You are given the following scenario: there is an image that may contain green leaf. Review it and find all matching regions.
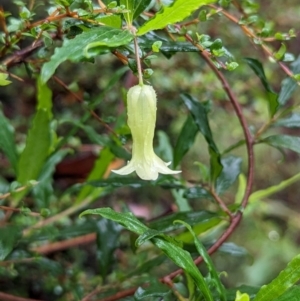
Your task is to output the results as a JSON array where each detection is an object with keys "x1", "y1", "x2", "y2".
[
  {"x1": 149, "y1": 210, "x2": 217, "y2": 232},
  {"x1": 33, "y1": 149, "x2": 70, "y2": 208},
  {"x1": 41, "y1": 27, "x2": 133, "y2": 82},
  {"x1": 275, "y1": 113, "x2": 300, "y2": 128},
  {"x1": 273, "y1": 286, "x2": 300, "y2": 301},
  {"x1": 14, "y1": 109, "x2": 51, "y2": 204},
  {"x1": 137, "y1": 0, "x2": 215, "y2": 36},
  {"x1": 17, "y1": 109, "x2": 51, "y2": 184},
  {"x1": 181, "y1": 93, "x2": 222, "y2": 183},
  {"x1": 244, "y1": 58, "x2": 278, "y2": 116},
  {"x1": 217, "y1": 242, "x2": 249, "y2": 257},
  {"x1": 80, "y1": 207, "x2": 148, "y2": 234},
  {"x1": 121, "y1": 0, "x2": 152, "y2": 25},
  {"x1": 173, "y1": 114, "x2": 198, "y2": 168},
  {"x1": 0, "y1": 72, "x2": 12, "y2": 86},
  {"x1": 37, "y1": 77, "x2": 53, "y2": 118},
  {"x1": 136, "y1": 229, "x2": 182, "y2": 248},
  {"x1": 95, "y1": 218, "x2": 122, "y2": 279},
  {"x1": 153, "y1": 237, "x2": 214, "y2": 301},
  {"x1": 253, "y1": 254, "x2": 300, "y2": 301},
  {"x1": 249, "y1": 171, "x2": 300, "y2": 203},
  {"x1": 183, "y1": 186, "x2": 212, "y2": 199},
  {"x1": 216, "y1": 156, "x2": 242, "y2": 195},
  {"x1": 134, "y1": 281, "x2": 171, "y2": 300},
  {"x1": 95, "y1": 15, "x2": 122, "y2": 28},
  {"x1": 278, "y1": 55, "x2": 300, "y2": 106},
  {"x1": 0, "y1": 226, "x2": 21, "y2": 261},
  {"x1": 175, "y1": 220, "x2": 227, "y2": 301},
  {"x1": 81, "y1": 207, "x2": 213, "y2": 301},
  {"x1": 0, "y1": 109, "x2": 18, "y2": 172},
  {"x1": 126, "y1": 255, "x2": 166, "y2": 277},
  {"x1": 262, "y1": 135, "x2": 300, "y2": 154},
  {"x1": 75, "y1": 148, "x2": 114, "y2": 204},
  {"x1": 132, "y1": 0, "x2": 152, "y2": 20}
]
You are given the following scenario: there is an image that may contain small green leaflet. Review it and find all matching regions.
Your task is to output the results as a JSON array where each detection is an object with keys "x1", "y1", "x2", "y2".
[
  {"x1": 253, "y1": 254, "x2": 300, "y2": 301},
  {"x1": 0, "y1": 73, "x2": 12, "y2": 86},
  {"x1": 41, "y1": 27, "x2": 134, "y2": 82},
  {"x1": 138, "y1": 0, "x2": 216, "y2": 36},
  {"x1": 173, "y1": 114, "x2": 198, "y2": 168}
]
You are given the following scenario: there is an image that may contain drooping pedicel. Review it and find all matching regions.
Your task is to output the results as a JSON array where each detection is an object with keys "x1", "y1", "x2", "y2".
[{"x1": 112, "y1": 84, "x2": 181, "y2": 180}]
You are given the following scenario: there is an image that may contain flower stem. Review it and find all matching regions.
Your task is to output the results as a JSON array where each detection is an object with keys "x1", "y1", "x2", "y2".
[{"x1": 134, "y1": 36, "x2": 143, "y2": 85}]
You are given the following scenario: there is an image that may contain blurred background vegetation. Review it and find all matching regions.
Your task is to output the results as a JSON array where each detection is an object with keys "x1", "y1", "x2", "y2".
[{"x1": 0, "y1": 0, "x2": 300, "y2": 300}]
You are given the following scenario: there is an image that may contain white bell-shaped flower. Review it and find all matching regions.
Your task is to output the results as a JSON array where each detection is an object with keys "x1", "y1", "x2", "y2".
[{"x1": 112, "y1": 84, "x2": 181, "y2": 180}]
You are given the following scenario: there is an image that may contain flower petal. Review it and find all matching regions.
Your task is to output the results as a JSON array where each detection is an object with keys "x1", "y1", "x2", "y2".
[
  {"x1": 112, "y1": 161, "x2": 135, "y2": 175},
  {"x1": 153, "y1": 155, "x2": 181, "y2": 175}
]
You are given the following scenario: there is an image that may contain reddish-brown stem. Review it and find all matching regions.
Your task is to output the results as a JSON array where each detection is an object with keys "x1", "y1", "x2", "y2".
[
  {"x1": 209, "y1": 189, "x2": 234, "y2": 220},
  {"x1": 0, "y1": 292, "x2": 44, "y2": 301},
  {"x1": 32, "y1": 233, "x2": 96, "y2": 255},
  {"x1": 96, "y1": 288, "x2": 136, "y2": 301},
  {"x1": 0, "y1": 206, "x2": 40, "y2": 217},
  {"x1": 198, "y1": 50, "x2": 255, "y2": 209}
]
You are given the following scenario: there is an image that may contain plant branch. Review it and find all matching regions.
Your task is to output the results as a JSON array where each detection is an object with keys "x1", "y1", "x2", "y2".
[{"x1": 0, "y1": 292, "x2": 44, "y2": 301}]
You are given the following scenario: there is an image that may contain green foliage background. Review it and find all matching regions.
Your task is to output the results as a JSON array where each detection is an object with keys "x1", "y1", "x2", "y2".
[{"x1": 0, "y1": 0, "x2": 300, "y2": 300}]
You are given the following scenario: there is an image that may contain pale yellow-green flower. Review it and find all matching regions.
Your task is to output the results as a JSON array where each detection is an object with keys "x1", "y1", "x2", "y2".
[{"x1": 112, "y1": 84, "x2": 181, "y2": 180}]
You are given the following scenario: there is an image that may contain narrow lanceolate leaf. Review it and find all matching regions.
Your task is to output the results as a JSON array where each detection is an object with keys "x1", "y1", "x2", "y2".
[
  {"x1": 249, "y1": 171, "x2": 300, "y2": 203},
  {"x1": 181, "y1": 93, "x2": 222, "y2": 183},
  {"x1": 278, "y1": 55, "x2": 300, "y2": 106},
  {"x1": 80, "y1": 207, "x2": 148, "y2": 234},
  {"x1": 262, "y1": 135, "x2": 300, "y2": 154},
  {"x1": 275, "y1": 113, "x2": 300, "y2": 128},
  {"x1": 175, "y1": 220, "x2": 227, "y2": 301},
  {"x1": 244, "y1": 58, "x2": 278, "y2": 117},
  {"x1": 81, "y1": 207, "x2": 213, "y2": 300},
  {"x1": 41, "y1": 27, "x2": 134, "y2": 82},
  {"x1": 14, "y1": 109, "x2": 51, "y2": 204},
  {"x1": 17, "y1": 109, "x2": 51, "y2": 183},
  {"x1": 137, "y1": 0, "x2": 216, "y2": 36},
  {"x1": 216, "y1": 156, "x2": 242, "y2": 195},
  {"x1": 0, "y1": 109, "x2": 18, "y2": 173},
  {"x1": 173, "y1": 114, "x2": 198, "y2": 168},
  {"x1": 253, "y1": 254, "x2": 300, "y2": 301},
  {"x1": 37, "y1": 76, "x2": 53, "y2": 118},
  {"x1": 75, "y1": 148, "x2": 114, "y2": 204},
  {"x1": 153, "y1": 237, "x2": 214, "y2": 301}
]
